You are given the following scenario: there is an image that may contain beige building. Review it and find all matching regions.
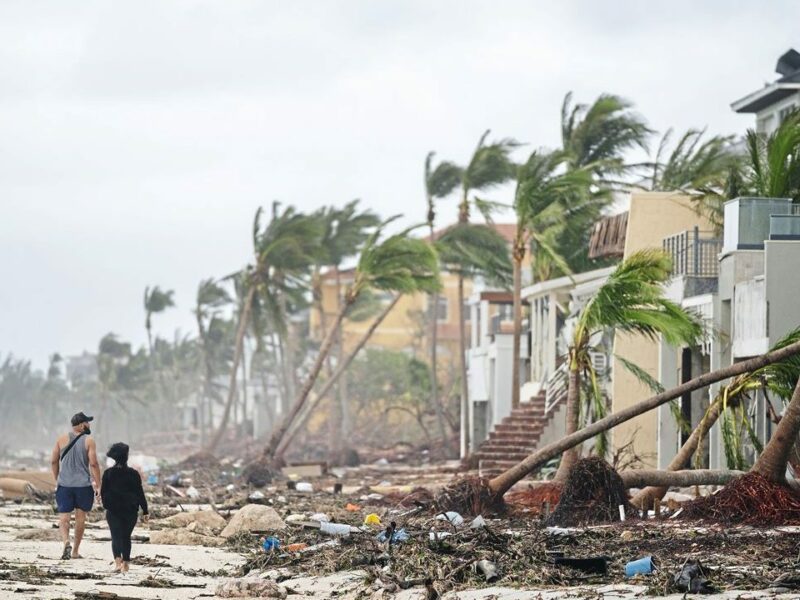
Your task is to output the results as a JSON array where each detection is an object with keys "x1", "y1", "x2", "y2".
[{"x1": 610, "y1": 191, "x2": 714, "y2": 466}]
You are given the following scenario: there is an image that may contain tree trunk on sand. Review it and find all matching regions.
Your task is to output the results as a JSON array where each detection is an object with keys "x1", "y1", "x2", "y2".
[
  {"x1": 554, "y1": 362, "x2": 581, "y2": 481},
  {"x1": 206, "y1": 285, "x2": 255, "y2": 453},
  {"x1": 631, "y1": 395, "x2": 724, "y2": 509},
  {"x1": 486, "y1": 339, "x2": 800, "y2": 499},
  {"x1": 621, "y1": 468, "x2": 743, "y2": 490},
  {"x1": 511, "y1": 250, "x2": 523, "y2": 411},
  {"x1": 275, "y1": 295, "x2": 401, "y2": 460},
  {"x1": 263, "y1": 300, "x2": 350, "y2": 462},
  {"x1": 752, "y1": 377, "x2": 800, "y2": 483},
  {"x1": 458, "y1": 273, "x2": 470, "y2": 457}
]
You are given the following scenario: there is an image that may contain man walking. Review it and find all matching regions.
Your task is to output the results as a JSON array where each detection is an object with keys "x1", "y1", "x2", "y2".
[{"x1": 50, "y1": 412, "x2": 101, "y2": 560}]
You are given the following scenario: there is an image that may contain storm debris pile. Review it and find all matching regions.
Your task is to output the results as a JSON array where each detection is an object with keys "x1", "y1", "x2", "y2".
[
  {"x1": 679, "y1": 471, "x2": 800, "y2": 525},
  {"x1": 546, "y1": 458, "x2": 636, "y2": 526}
]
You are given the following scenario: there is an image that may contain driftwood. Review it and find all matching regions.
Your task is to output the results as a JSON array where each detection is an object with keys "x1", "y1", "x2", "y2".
[{"x1": 620, "y1": 469, "x2": 744, "y2": 489}]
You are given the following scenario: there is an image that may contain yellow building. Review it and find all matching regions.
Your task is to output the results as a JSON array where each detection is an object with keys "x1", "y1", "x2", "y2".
[
  {"x1": 309, "y1": 223, "x2": 518, "y2": 372},
  {"x1": 610, "y1": 192, "x2": 714, "y2": 466}
]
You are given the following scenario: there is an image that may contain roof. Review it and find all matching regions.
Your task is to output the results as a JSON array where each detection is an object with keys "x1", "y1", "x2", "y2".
[
  {"x1": 588, "y1": 212, "x2": 628, "y2": 259},
  {"x1": 732, "y1": 48, "x2": 800, "y2": 113},
  {"x1": 520, "y1": 265, "x2": 615, "y2": 299}
]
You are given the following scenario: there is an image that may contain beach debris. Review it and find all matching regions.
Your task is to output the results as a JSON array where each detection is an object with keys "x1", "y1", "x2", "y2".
[
  {"x1": 475, "y1": 559, "x2": 499, "y2": 583},
  {"x1": 221, "y1": 504, "x2": 286, "y2": 538},
  {"x1": 435, "y1": 511, "x2": 464, "y2": 527},
  {"x1": 363, "y1": 513, "x2": 382, "y2": 527},
  {"x1": 309, "y1": 512, "x2": 330, "y2": 522},
  {"x1": 319, "y1": 521, "x2": 360, "y2": 536},
  {"x1": 285, "y1": 542, "x2": 308, "y2": 552},
  {"x1": 469, "y1": 515, "x2": 486, "y2": 529},
  {"x1": 553, "y1": 556, "x2": 608, "y2": 574},
  {"x1": 186, "y1": 485, "x2": 200, "y2": 499},
  {"x1": 345, "y1": 503, "x2": 361, "y2": 511},
  {"x1": 295, "y1": 482, "x2": 314, "y2": 492},
  {"x1": 285, "y1": 513, "x2": 306, "y2": 524},
  {"x1": 249, "y1": 490, "x2": 265, "y2": 500},
  {"x1": 262, "y1": 536, "x2": 280, "y2": 551},
  {"x1": 625, "y1": 556, "x2": 656, "y2": 577},
  {"x1": 216, "y1": 578, "x2": 287, "y2": 598},
  {"x1": 0, "y1": 478, "x2": 36, "y2": 499},
  {"x1": 377, "y1": 526, "x2": 409, "y2": 544},
  {"x1": 673, "y1": 559, "x2": 714, "y2": 594},
  {"x1": 149, "y1": 529, "x2": 223, "y2": 546}
]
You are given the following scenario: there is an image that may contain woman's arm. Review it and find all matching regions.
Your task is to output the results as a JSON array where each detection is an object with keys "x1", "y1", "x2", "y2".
[
  {"x1": 134, "y1": 471, "x2": 148, "y2": 515},
  {"x1": 100, "y1": 470, "x2": 110, "y2": 506}
]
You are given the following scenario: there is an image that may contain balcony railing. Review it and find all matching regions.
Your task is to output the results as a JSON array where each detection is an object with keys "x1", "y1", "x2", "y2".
[{"x1": 663, "y1": 226, "x2": 722, "y2": 278}]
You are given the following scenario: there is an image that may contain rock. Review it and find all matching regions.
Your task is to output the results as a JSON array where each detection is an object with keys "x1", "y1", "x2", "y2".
[
  {"x1": 620, "y1": 530, "x2": 635, "y2": 542},
  {"x1": 220, "y1": 503, "x2": 286, "y2": 538},
  {"x1": 149, "y1": 529, "x2": 223, "y2": 547},
  {"x1": 216, "y1": 578, "x2": 287, "y2": 598},
  {"x1": 159, "y1": 510, "x2": 227, "y2": 533}
]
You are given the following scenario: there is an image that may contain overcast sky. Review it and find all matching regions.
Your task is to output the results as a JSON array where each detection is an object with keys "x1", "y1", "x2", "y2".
[{"x1": 2, "y1": 0, "x2": 798, "y2": 371}]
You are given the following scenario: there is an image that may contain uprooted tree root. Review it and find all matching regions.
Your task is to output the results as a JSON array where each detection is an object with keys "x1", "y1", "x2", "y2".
[
  {"x1": 505, "y1": 482, "x2": 563, "y2": 516},
  {"x1": 178, "y1": 451, "x2": 220, "y2": 469},
  {"x1": 433, "y1": 476, "x2": 504, "y2": 516},
  {"x1": 546, "y1": 457, "x2": 636, "y2": 527},
  {"x1": 679, "y1": 471, "x2": 800, "y2": 526}
]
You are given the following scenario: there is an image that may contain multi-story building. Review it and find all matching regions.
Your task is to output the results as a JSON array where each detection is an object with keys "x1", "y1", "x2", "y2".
[{"x1": 732, "y1": 48, "x2": 800, "y2": 134}]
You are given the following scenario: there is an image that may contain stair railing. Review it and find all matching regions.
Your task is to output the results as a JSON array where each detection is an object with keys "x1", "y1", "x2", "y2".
[{"x1": 544, "y1": 361, "x2": 568, "y2": 415}]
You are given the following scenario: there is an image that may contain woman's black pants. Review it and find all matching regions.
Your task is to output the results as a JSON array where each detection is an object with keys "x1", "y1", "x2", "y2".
[{"x1": 106, "y1": 511, "x2": 137, "y2": 561}]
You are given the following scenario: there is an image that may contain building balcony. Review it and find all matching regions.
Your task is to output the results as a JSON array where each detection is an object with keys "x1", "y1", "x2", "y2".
[{"x1": 663, "y1": 227, "x2": 722, "y2": 298}]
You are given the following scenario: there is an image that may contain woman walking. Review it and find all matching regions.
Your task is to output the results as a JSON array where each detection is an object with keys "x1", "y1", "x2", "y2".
[{"x1": 100, "y1": 443, "x2": 148, "y2": 573}]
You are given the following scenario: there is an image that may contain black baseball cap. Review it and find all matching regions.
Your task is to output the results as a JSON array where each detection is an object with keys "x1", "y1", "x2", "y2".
[{"x1": 71, "y1": 412, "x2": 94, "y2": 427}]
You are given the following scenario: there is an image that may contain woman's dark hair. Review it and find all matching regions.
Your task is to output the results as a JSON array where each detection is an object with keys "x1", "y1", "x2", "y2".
[{"x1": 106, "y1": 442, "x2": 130, "y2": 466}]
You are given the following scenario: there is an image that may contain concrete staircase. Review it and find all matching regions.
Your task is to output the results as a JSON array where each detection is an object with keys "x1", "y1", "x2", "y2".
[{"x1": 473, "y1": 393, "x2": 550, "y2": 478}]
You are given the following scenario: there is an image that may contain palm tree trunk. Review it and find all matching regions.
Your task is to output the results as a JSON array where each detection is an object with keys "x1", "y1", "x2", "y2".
[
  {"x1": 458, "y1": 273, "x2": 470, "y2": 457},
  {"x1": 511, "y1": 251, "x2": 523, "y2": 410},
  {"x1": 427, "y1": 222, "x2": 449, "y2": 456},
  {"x1": 206, "y1": 285, "x2": 255, "y2": 453},
  {"x1": 486, "y1": 339, "x2": 800, "y2": 499},
  {"x1": 752, "y1": 376, "x2": 800, "y2": 483},
  {"x1": 621, "y1": 469, "x2": 743, "y2": 490},
  {"x1": 630, "y1": 394, "x2": 724, "y2": 508},
  {"x1": 554, "y1": 362, "x2": 581, "y2": 481},
  {"x1": 263, "y1": 298, "x2": 351, "y2": 462},
  {"x1": 275, "y1": 294, "x2": 402, "y2": 460},
  {"x1": 240, "y1": 344, "x2": 248, "y2": 425}
]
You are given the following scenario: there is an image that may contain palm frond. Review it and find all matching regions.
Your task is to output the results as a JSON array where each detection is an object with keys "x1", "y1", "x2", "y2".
[{"x1": 435, "y1": 223, "x2": 513, "y2": 288}]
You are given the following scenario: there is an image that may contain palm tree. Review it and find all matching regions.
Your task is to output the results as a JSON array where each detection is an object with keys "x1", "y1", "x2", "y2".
[
  {"x1": 553, "y1": 249, "x2": 702, "y2": 480},
  {"x1": 424, "y1": 151, "x2": 463, "y2": 452},
  {"x1": 645, "y1": 128, "x2": 736, "y2": 193},
  {"x1": 206, "y1": 204, "x2": 323, "y2": 453},
  {"x1": 510, "y1": 150, "x2": 595, "y2": 408},
  {"x1": 436, "y1": 222, "x2": 513, "y2": 454},
  {"x1": 692, "y1": 111, "x2": 800, "y2": 230},
  {"x1": 313, "y1": 201, "x2": 380, "y2": 457},
  {"x1": 751, "y1": 376, "x2": 800, "y2": 483},
  {"x1": 262, "y1": 220, "x2": 441, "y2": 463},
  {"x1": 630, "y1": 328, "x2": 800, "y2": 509},
  {"x1": 143, "y1": 286, "x2": 175, "y2": 355},
  {"x1": 446, "y1": 131, "x2": 518, "y2": 455},
  {"x1": 194, "y1": 279, "x2": 231, "y2": 441},
  {"x1": 560, "y1": 92, "x2": 652, "y2": 182}
]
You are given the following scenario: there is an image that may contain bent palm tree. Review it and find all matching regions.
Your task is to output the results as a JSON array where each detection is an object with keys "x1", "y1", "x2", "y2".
[
  {"x1": 194, "y1": 279, "x2": 231, "y2": 440},
  {"x1": 424, "y1": 152, "x2": 463, "y2": 452},
  {"x1": 206, "y1": 205, "x2": 323, "y2": 453},
  {"x1": 144, "y1": 286, "x2": 175, "y2": 355},
  {"x1": 262, "y1": 221, "x2": 441, "y2": 462},
  {"x1": 446, "y1": 131, "x2": 518, "y2": 455},
  {"x1": 510, "y1": 150, "x2": 594, "y2": 408},
  {"x1": 554, "y1": 249, "x2": 702, "y2": 480},
  {"x1": 646, "y1": 128, "x2": 736, "y2": 193}
]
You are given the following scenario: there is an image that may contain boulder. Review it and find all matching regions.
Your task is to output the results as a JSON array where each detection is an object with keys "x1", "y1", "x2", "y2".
[
  {"x1": 16, "y1": 528, "x2": 61, "y2": 541},
  {"x1": 149, "y1": 529, "x2": 223, "y2": 547},
  {"x1": 160, "y1": 510, "x2": 227, "y2": 533},
  {"x1": 220, "y1": 503, "x2": 285, "y2": 538}
]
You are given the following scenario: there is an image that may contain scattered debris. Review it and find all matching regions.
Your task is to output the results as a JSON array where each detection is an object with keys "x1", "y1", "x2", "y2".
[
  {"x1": 673, "y1": 559, "x2": 714, "y2": 594},
  {"x1": 216, "y1": 578, "x2": 288, "y2": 598}
]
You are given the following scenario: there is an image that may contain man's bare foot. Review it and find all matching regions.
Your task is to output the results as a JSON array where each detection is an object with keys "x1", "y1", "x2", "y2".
[{"x1": 60, "y1": 544, "x2": 71, "y2": 560}]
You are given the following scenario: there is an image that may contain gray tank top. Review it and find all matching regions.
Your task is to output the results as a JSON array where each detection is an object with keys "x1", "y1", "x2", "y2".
[{"x1": 58, "y1": 433, "x2": 91, "y2": 488}]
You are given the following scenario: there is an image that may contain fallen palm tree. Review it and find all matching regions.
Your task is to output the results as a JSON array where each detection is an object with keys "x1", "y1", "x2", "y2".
[
  {"x1": 631, "y1": 328, "x2": 800, "y2": 510},
  {"x1": 435, "y1": 337, "x2": 800, "y2": 515}
]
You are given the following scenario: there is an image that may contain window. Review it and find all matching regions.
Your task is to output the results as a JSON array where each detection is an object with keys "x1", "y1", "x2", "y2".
[{"x1": 436, "y1": 297, "x2": 448, "y2": 322}]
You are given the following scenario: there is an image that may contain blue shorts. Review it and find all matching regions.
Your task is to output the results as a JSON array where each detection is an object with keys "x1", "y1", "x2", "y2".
[{"x1": 56, "y1": 485, "x2": 94, "y2": 513}]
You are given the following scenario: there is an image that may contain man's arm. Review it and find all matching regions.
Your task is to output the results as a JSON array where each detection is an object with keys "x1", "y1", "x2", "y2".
[
  {"x1": 50, "y1": 441, "x2": 61, "y2": 482},
  {"x1": 86, "y1": 438, "x2": 102, "y2": 492}
]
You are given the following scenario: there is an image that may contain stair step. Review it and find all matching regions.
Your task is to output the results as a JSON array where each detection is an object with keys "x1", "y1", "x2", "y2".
[{"x1": 483, "y1": 440, "x2": 540, "y2": 450}]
